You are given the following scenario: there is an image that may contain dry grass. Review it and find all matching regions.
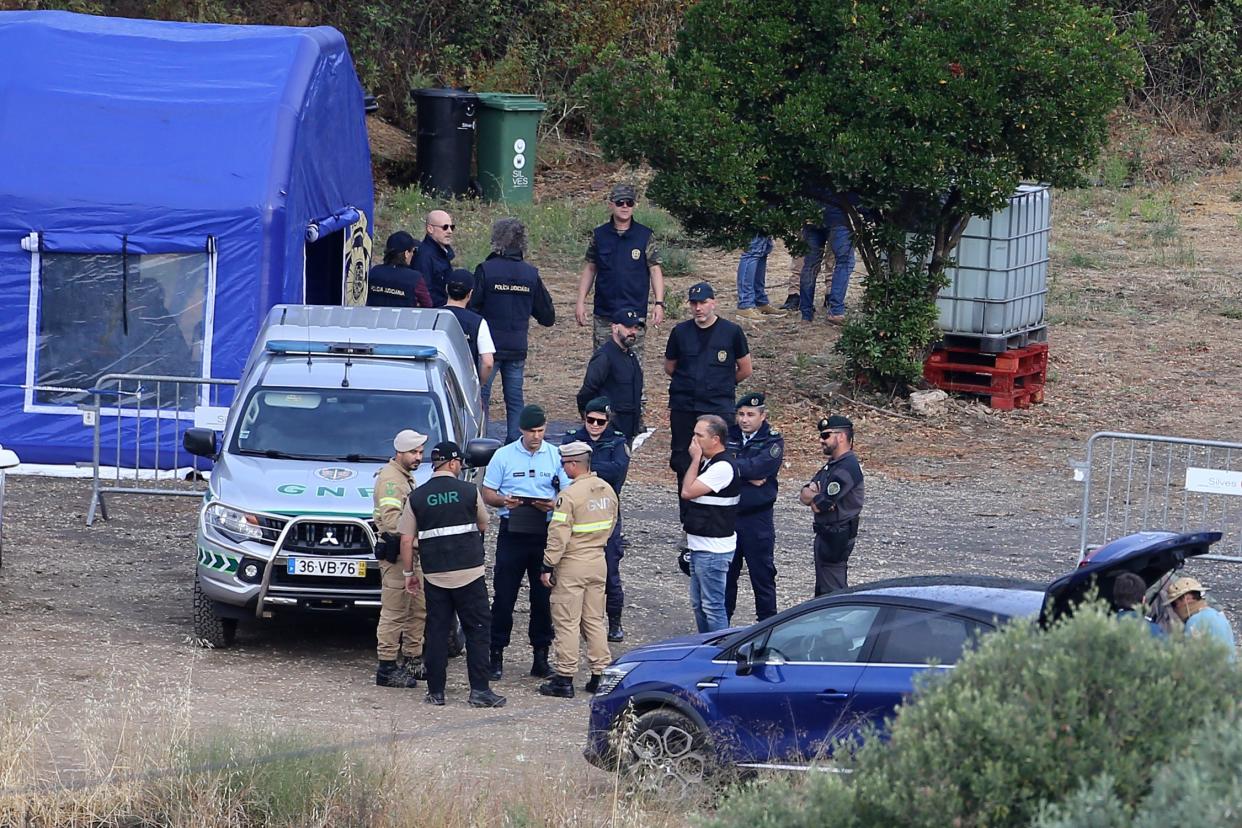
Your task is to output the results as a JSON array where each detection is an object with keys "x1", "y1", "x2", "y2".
[{"x1": 0, "y1": 688, "x2": 697, "y2": 828}]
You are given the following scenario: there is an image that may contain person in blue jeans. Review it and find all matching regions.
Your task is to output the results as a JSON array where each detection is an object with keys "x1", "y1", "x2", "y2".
[
  {"x1": 680, "y1": 415, "x2": 742, "y2": 633},
  {"x1": 799, "y1": 196, "x2": 858, "y2": 324},
  {"x1": 471, "y1": 218, "x2": 555, "y2": 442},
  {"x1": 735, "y1": 235, "x2": 785, "y2": 321}
]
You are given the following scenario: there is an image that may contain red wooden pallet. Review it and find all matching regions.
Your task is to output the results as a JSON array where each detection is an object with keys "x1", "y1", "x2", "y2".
[{"x1": 923, "y1": 342, "x2": 1048, "y2": 409}]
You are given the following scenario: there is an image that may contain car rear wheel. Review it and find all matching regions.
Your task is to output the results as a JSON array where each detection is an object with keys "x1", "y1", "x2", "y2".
[
  {"x1": 619, "y1": 709, "x2": 712, "y2": 802},
  {"x1": 193, "y1": 576, "x2": 237, "y2": 649}
]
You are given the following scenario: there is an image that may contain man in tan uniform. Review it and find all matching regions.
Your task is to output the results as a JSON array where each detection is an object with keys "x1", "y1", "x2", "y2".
[
  {"x1": 372, "y1": 428, "x2": 428, "y2": 687},
  {"x1": 538, "y1": 441, "x2": 619, "y2": 698}
]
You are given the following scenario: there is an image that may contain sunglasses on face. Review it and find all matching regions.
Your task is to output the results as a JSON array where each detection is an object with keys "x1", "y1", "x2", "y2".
[
  {"x1": 585, "y1": 416, "x2": 608, "y2": 426},
  {"x1": 611, "y1": 199, "x2": 635, "y2": 208},
  {"x1": 820, "y1": 431, "x2": 836, "y2": 440},
  {"x1": 430, "y1": 223, "x2": 455, "y2": 231}
]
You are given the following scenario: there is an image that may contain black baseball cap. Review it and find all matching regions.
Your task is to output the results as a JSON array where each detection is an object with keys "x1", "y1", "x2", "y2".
[
  {"x1": 688, "y1": 282, "x2": 715, "y2": 301},
  {"x1": 818, "y1": 415, "x2": 853, "y2": 432},
  {"x1": 612, "y1": 309, "x2": 643, "y2": 327},
  {"x1": 384, "y1": 231, "x2": 417, "y2": 254},
  {"x1": 430, "y1": 441, "x2": 463, "y2": 463}
]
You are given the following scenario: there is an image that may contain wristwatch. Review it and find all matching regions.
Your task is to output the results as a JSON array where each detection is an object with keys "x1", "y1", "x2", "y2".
[
  {"x1": 654, "y1": 300, "x2": 665, "y2": 306},
  {"x1": 402, "y1": 570, "x2": 416, "y2": 578}
]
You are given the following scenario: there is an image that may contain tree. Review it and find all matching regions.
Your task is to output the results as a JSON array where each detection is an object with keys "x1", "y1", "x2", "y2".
[{"x1": 584, "y1": 0, "x2": 1142, "y2": 388}]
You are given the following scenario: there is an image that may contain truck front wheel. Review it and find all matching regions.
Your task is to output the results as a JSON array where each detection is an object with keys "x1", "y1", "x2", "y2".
[{"x1": 193, "y1": 576, "x2": 237, "y2": 648}]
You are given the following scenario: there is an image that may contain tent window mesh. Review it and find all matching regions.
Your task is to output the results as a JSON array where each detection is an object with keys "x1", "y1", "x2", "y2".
[{"x1": 35, "y1": 252, "x2": 207, "y2": 406}]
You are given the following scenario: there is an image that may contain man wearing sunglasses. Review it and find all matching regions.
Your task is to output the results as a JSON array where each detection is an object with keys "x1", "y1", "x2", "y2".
[
  {"x1": 575, "y1": 309, "x2": 644, "y2": 441},
  {"x1": 799, "y1": 415, "x2": 865, "y2": 595},
  {"x1": 562, "y1": 397, "x2": 631, "y2": 642},
  {"x1": 413, "y1": 209, "x2": 457, "y2": 306},
  {"x1": 724, "y1": 392, "x2": 783, "y2": 624},
  {"x1": 575, "y1": 183, "x2": 666, "y2": 361}
]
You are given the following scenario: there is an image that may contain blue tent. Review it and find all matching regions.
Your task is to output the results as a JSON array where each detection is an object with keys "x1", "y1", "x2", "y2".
[{"x1": 0, "y1": 11, "x2": 374, "y2": 465}]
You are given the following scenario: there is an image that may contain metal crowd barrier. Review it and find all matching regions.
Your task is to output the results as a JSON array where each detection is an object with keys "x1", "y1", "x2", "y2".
[
  {"x1": 84, "y1": 373, "x2": 238, "y2": 526},
  {"x1": 1075, "y1": 431, "x2": 1242, "y2": 564}
]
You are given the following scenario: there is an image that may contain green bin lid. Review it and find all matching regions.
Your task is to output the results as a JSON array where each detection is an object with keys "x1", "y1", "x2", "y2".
[{"x1": 476, "y1": 92, "x2": 547, "y2": 111}]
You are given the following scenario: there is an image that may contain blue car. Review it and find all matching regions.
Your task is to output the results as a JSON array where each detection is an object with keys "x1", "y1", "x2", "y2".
[{"x1": 584, "y1": 531, "x2": 1220, "y2": 793}]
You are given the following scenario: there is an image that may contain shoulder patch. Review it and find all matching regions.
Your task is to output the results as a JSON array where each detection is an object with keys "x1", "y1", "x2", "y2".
[
  {"x1": 769, "y1": 429, "x2": 780, "y2": 435},
  {"x1": 384, "y1": 482, "x2": 398, "y2": 496},
  {"x1": 826, "y1": 481, "x2": 841, "y2": 495},
  {"x1": 769, "y1": 443, "x2": 782, "y2": 458}
]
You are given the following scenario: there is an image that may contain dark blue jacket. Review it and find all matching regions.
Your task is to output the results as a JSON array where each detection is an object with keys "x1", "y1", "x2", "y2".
[
  {"x1": 443, "y1": 304, "x2": 484, "y2": 368},
  {"x1": 809, "y1": 450, "x2": 865, "y2": 533},
  {"x1": 469, "y1": 252, "x2": 554, "y2": 361},
  {"x1": 412, "y1": 237, "x2": 455, "y2": 306},
  {"x1": 562, "y1": 426, "x2": 630, "y2": 494},
  {"x1": 591, "y1": 220, "x2": 653, "y2": 320},
  {"x1": 726, "y1": 421, "x2": 784, "y2": 514},
  {"x1": 577, "y1": 338, "x2": 642, "y2": 419},
  {"x1": 365, "y1": 264, "x2": 431, "y2": 308},
  {"x1": 666, "y1": 317, "x2": 746, "y2": 414}
]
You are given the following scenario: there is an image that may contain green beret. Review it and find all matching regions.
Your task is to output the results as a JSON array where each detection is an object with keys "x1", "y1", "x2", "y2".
[
  {"x1": 736, "y1": 392, "x2": 765, "y2": 409},
  {"x1": 584, "y1": 396, "x2": 611, "y2": 415},
  {"x1": 518, "y1": 404, "x2": 546, "y2": 430}
]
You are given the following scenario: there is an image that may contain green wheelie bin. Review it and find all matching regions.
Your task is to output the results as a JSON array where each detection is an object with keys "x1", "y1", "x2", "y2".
[{"x1": 475, "y1": 93, "x2": 547, "y2": 203}]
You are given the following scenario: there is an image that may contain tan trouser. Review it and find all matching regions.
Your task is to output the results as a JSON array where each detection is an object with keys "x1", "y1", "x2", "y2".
[
  {"x1": 377, "y1": 559, "x2": 426, "y2": 660},
  {"x1": 592, "y1": 314, "x2": 647, "y2": 362},
  {"x1": 549, "y1": 559, "x2": 611, "y2": 677},
  {"x1": 789, "y1": 254, "x2": 821, "y2": 294}
]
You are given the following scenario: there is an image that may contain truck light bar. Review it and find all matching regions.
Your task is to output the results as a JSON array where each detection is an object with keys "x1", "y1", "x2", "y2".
[{"x1": 265, "y1": 340, "x2": 438, "y2": 359}]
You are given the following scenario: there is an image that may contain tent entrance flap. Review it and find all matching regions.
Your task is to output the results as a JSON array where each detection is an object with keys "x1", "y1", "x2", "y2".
[{"x1": 24, "y1": 232, "x2": 215, "y2": 412}]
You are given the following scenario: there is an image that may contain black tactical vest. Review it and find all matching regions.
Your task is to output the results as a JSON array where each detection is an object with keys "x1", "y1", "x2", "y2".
[{"x1": 409, "y1": 476, "x2": 484, "y2": 574}]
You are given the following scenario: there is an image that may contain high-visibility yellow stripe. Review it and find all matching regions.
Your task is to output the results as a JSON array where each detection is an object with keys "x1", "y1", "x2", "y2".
[
  {"x1": 550, "y1": 511, "x2": 568, "y2": 522},
  {"x1": 572, "y1": 519, "x2": 614, "y2": 533},
  {"x1": 378, "y1": 497, "x2": 404, "y2": 508}
]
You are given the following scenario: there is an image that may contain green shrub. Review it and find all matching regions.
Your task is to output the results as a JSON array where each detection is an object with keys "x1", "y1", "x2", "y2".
[
  {"x1": 1037, "y1": 712, "x2": 1242, "y2": 828},
  {"x1": 713, "y1": 605, "x2": 1242, "y2": 828}
]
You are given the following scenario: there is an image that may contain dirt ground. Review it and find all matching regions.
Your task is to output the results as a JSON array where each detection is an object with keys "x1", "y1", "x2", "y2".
[{"x1": 2, "y1": 153, "x2": 1241, "y2": 810}]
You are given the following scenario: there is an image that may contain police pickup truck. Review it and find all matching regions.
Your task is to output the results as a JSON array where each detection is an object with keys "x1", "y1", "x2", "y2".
[{"x1": 182, "y1": 305, "x2": 498, "y2": 648}]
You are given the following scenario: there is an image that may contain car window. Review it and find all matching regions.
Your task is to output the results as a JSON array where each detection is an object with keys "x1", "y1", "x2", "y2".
[
  {"x1": 872, "y1": 608, "x2": 988, "y2": 666},
  {"x1": 761, "y1": 604, "x2": 880, "y2": 664}
]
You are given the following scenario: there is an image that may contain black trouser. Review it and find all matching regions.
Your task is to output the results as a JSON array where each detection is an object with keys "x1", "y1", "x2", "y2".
[
  {"x1": 424, "y1": 576, "x2": 492, "y2": 694},
  {"x1": 725, "y1": 509, "x2": 778, "y2": 622},
  {"x1": 813, "y1": 531, "x2": 854, "y2": 596},
  {"x1": 605, "y1": 517, "x2": 625, "y2": 620},
  {"x1": 612, "y1": 411, "x2": 639, "y2": 442},
  {"x1": 669, "y1": 408, "x2": 731, "y2": 521},
  {"x1": 490, "y1": 520, "x2": 553, "y2": 650}
]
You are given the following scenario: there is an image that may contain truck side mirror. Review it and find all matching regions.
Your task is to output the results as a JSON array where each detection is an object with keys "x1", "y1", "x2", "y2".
[
  {"x1": 183, "y1": 428, "x2": 218, "y2": 458},
  {"x1": 464, "y1": 438, "x2": 501, "y2": 468}
]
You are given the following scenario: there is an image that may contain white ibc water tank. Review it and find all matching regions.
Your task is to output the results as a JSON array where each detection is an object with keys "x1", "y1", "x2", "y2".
[{"x1": 936, "y1": 184, "x2": 1051, "y2": 341}]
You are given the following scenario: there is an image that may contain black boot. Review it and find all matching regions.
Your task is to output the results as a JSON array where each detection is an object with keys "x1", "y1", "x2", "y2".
[
  {"x1": 538, "y1": 674, "x2": 575, "y2": 698},
  {"x1": 780, "y1": 293, "x2": 799, "y2": 310},
  {"x1": 607, "y1": 616, "x2": 625, "y2": 643},
  {"x1": 530, "y1": 646, "x2": 555, "y2": 679},
  {"x1": 399, "y1": 654, "x2": 427, "y2": 681},
  {"x1": 468, "y1": 688, "x2": 507, "y2": 708},
  {"x1": 488, "y1": 647, "x2": 504, "y2": 682},
  {"x1": 376, "y1": 659, "x2": 418, "y2": 688},
  {"x1": 583, "y1": 673, "x2": 602, "y2": 694}
]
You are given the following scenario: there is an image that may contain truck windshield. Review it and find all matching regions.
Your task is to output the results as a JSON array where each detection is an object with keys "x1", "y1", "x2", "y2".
[{"x1": 229, "y1": 387, "x2": 446, "y2": 461}]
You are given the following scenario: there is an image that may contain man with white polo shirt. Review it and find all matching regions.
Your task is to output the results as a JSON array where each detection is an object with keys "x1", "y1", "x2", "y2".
[{"x1": 679, "y1": 414, "x2": 741, "y2": 633}]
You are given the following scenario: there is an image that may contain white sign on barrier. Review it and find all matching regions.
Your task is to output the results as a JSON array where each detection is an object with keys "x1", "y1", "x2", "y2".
[
  {"x1": 1185, "y1": 467, "x2": 1242, "y2": 496},
  {"x1": 193, "y1": 405, "x2": 230, "y2": 431}
]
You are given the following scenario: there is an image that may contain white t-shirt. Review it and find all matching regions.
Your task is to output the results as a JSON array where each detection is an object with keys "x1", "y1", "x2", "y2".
[
  {"x1": 476, "y1": 318, "x2": 496, "y2": 356},
  {"x1": 686, "y1": 459, "x2": 737, "y2": 554}
]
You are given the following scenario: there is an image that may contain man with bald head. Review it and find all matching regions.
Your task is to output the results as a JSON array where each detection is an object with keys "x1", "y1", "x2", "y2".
[{"x1": 413, "y1": 208, "x2": 457, "y2": 306}]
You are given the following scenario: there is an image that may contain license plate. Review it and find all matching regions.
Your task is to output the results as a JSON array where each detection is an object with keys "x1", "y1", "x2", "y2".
[{"x1": 285, "y1": 557, "x2": 366, "y2": 577}]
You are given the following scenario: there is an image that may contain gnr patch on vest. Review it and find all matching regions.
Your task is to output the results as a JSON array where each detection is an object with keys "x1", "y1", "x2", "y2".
[
  {"x1": 717, "y1": 350, "x2": 727, "y2": 363},
  {"x1": 630, "y1": 248, "x2": 640, "y2": 260}
]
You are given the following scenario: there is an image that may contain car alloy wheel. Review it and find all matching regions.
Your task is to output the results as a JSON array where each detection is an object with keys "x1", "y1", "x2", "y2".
[{"x1": 621, "y1": 709, "x2": 710, "y2": 802}]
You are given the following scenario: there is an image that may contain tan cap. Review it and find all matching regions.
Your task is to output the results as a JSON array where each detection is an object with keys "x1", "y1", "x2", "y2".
[
  {"x1": 393, "y1": 429, "x2": 428, "y2": 452},
  {"x1": 559, "y1": 441, "x2": 593, "y2": 458},
  {"x1": 1165, "y1": 576, "x2": 1206, "y2": 603}
]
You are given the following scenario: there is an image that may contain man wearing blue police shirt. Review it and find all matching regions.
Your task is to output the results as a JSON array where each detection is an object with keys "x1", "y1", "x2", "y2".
[
  {"x1": 562, "y1": 397, "x2": 631, "y2": 642},
  {"x1": 480, "y1": 404, "x2": 570, "y2": 681},
  {"x1": 725, "y1": 392, "x2": 783, "y2": 624}
]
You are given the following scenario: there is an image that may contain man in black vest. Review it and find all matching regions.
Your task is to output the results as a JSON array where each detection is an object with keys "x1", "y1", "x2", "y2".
[
  {"x1": 576, "y1": 309, "x2": 644, "y2": 441},
  {"x1": 680, "y1": 415, "x2": 742, "y2": 633},
  {"x1": 575, "y1": 183, "x2": 666, "y2": 360},
  {"x1": 799, "y1": 415, "x2": 865, "y2": 595},
  {"x1": 399, "y1": 441, "x2": 506, "y2": 708},
  {"x1": 471, "y1": 218, "x2": 555, "y2": 442},
  {"x1": 664, "y1": 282, "x2": 752, "y2": 514},
  {"x1": 366, "y1": 231, "x2": 433, "y2": 308},
  {"x1": 443, "y1": 269, "x2": 495, "y2": 386},
  {"x1": 413, "y1": 209, "x2": 456, "y2": 306}
]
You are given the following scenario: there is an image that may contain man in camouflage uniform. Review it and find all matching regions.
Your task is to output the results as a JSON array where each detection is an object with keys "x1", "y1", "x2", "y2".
[
  {"x1": 538, "y1": 442, "x2": 619, "y2": 698},
  {"x1": 372, "y1": 429, "x2": 429, "y2": 687}
]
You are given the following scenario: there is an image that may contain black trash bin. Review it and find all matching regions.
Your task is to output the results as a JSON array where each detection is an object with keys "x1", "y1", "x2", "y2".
[{"x1": 413, "y1": 88, "x2": 478, "y2": 198}]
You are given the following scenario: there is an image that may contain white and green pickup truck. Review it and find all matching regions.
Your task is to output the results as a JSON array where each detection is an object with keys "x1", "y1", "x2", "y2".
[{"x1": 183, "y1": 304, "x2": 498, "y2": 647}]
